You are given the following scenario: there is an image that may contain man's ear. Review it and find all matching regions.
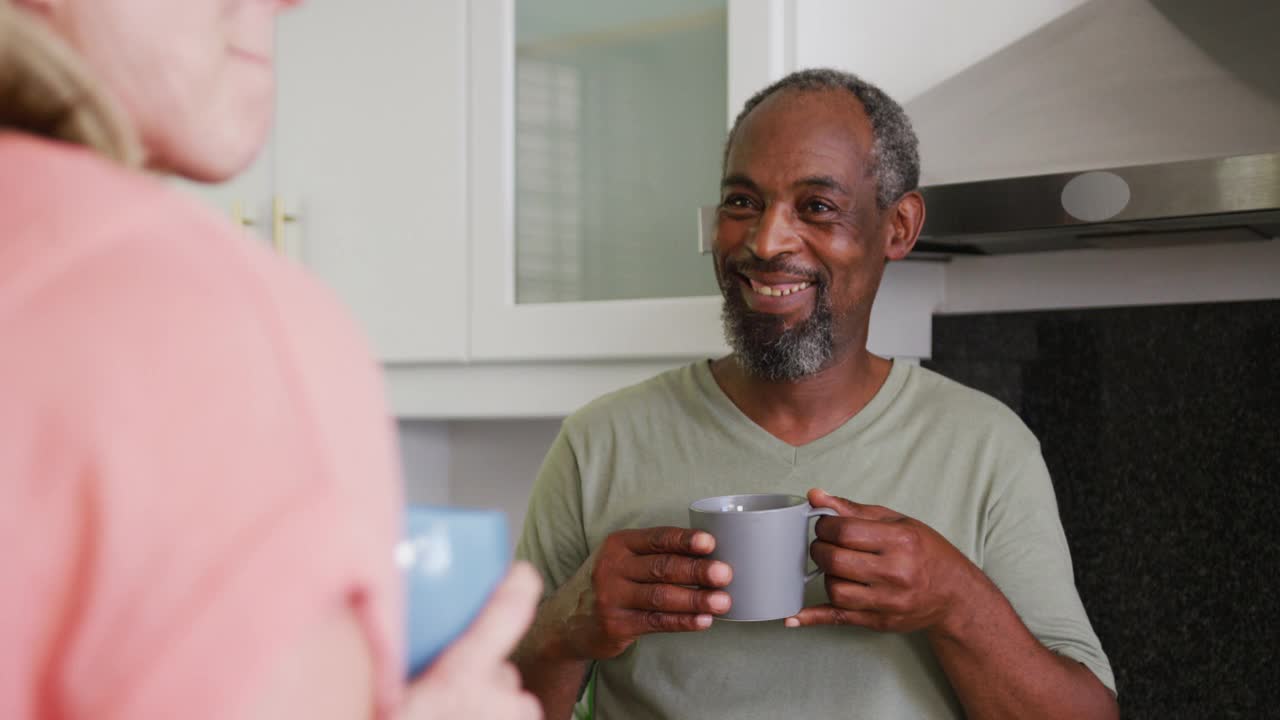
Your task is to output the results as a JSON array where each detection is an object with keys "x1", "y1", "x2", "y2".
[{"x1": 884, "y1": 190, "x2": 926, "y2": 261}]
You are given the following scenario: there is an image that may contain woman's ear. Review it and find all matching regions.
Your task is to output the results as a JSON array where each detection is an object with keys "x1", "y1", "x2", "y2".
[{"x1": 884, "y1": 190, "x2": 926, "y2": 261}]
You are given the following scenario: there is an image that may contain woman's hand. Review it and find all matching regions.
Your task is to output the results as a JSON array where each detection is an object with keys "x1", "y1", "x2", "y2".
[{"x1": 400, "y1": 563, "x2": 544, "y2": 720}]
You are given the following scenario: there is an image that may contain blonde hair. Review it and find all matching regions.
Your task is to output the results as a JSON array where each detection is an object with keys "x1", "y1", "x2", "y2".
[{"x1": 0, "y1": 2, "x2": 140, "y2": 165}]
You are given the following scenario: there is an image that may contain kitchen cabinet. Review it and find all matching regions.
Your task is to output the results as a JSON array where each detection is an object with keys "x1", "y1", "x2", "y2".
[
  {"x1": 182, "y1": 1, "x2": 470, "y2": 363},
  {"x1": 275, "y1": 0, "x2": 469, "y2": 363},
  {"x1": 468, "y1": 0, "x2": 780, "y2": 361}
]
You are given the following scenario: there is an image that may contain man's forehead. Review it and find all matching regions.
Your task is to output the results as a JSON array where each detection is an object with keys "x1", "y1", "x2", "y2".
[{"x1": 725, "y1": 89, "x2": 873, "y2": 186}]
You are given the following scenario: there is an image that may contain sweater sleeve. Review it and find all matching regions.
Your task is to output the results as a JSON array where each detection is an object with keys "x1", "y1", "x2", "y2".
[{"x1": 0, "y1": 209, "x2": 403, "y2": 719}]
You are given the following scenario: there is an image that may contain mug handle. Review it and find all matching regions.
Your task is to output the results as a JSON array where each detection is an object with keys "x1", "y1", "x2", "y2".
[{"x1": 804, "y1": 507, "x2": 840, "y2": 583}]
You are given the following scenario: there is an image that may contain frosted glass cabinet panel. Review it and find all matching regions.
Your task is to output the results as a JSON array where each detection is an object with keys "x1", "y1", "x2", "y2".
[
  {"x1": 469, "y1": 0, "x2": 796, "y2": 361},
  {"x1": 514, "y1": 1, "x2": 726, "y2": 303}
]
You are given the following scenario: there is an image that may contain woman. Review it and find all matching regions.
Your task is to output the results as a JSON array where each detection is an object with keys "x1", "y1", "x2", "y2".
[{"x1": 0, "y1": 1, "x2": 541, "y2": 719}]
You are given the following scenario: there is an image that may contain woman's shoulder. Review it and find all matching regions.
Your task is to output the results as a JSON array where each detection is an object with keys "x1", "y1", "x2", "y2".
[
  {"x1": 4, "y1": 134, "x2": 340, "y2": 312},
  {"x1": 1, "y1": 132, "x2": 184, "y2": 231},
  {"x1": 0, "y1": 133, "x2": 378, "y2": 414},
  {"x1": 1, "y1": 133, "x2": 247, "y2": 283}
]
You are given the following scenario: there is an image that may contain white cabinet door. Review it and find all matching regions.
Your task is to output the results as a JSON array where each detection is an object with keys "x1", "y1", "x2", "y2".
[
  {"x1": 275, "y1": 1, "x2": 469, "y2": 363},
  {"x1": 467, "y1": 0, "x2": 791, "y2": 361}
]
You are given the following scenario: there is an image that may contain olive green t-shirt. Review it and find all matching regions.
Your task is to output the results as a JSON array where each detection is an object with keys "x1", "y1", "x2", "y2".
[{"x1": 517, "y1": 360, "x2": 1115, "y2": 719}]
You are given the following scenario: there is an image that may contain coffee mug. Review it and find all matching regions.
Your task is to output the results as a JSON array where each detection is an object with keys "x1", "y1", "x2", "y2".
[
  {"x1": 689, "y1": 493, "x2": 838, "y2": 621},
  {"x1": 398, "y1": 505, "x2": 509, "y2": 678}
]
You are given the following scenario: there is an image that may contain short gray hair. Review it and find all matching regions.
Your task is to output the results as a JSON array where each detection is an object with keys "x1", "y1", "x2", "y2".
[{"x1": 724, "y1": 68, "x2": 920, "y2": 208}]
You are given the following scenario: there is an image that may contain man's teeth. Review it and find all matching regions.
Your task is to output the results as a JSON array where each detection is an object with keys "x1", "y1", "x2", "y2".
[{"x1": 751, "y1": 281, "x2": 811, "y2": 297}]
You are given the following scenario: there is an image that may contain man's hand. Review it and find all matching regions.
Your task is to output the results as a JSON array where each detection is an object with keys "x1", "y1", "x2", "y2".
[
  {"x1": 401, "y1": 563, "x2": 544, "y2": 720},
  {"x1": 787, "y1": 489, "x2": 1117, "y2": 719},
  {"x1": 548, "y1": 527, "x2": 734, "y2": 661},
  {"x1": 785, "y1": 488, "x2": 986, "y2": 637}
]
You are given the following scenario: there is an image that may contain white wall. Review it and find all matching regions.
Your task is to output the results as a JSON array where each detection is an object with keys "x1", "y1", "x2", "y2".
[
  {"x1": 398, "y1": 421, "x2": 451, "y2": 506},
  {"x1": 446, "y1": 420, "x2": 562, "y2": 543},
  {"x1": 398, "y1": 420, "x2": 563, "y2": 547}
]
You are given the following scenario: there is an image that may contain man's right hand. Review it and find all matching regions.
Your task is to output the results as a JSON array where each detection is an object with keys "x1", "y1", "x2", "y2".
[{"x1": 549, "y1": 527, "x2": 734, "y2": 661}]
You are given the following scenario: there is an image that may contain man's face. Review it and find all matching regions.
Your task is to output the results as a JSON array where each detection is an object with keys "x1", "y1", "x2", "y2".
[{"x1": 714, "y1": 89, "x2": 893, "y2": 381}]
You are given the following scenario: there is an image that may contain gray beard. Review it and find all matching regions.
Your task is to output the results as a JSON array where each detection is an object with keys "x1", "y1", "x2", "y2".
[{"x1": 720, "y1": 285, "x2": 836, "y2": 382}]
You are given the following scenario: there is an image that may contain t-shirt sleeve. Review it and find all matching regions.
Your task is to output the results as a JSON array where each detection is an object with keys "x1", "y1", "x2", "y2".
[
  {"x1": 515, "y1": 424, "x2": 592, "y2": 598},
  {"x1": 0, "y1": 224, "x2": 402, "y2": 719},
  {"x1": 981, "y1": 449, "x2": 1117, "y2": 695}
]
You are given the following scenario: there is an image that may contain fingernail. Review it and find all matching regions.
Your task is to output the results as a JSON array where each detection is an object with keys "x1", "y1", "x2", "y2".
[
  {"x1": 696, "y1": 614, "x2": 714, "y2": 628},
  {"x1": 784, "y1": 618, "x2": 800, "y2": 628},
  {"x1": 709, "y1": 562, "x2": 732, "y2": 585},
  {"x1": 710, "y1": 592, "x2": 731, "y2": 612},
  {"x1": 692, "y1": 532, "x2": 714, "y2": 552}
]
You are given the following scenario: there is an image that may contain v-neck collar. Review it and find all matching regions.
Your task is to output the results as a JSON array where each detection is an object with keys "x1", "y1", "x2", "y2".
[{"x1": 690, "y1": 358, "x2": 911, "y2": 466}]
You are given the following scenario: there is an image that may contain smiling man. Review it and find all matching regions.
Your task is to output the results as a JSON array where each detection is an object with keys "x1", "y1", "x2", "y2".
[{"x1": 513, "y1": 68, "x2": 1118, "y2": 720}]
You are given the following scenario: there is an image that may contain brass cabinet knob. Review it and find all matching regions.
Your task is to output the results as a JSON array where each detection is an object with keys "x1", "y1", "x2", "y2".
[
  {"x1": 272, "y1": 196, "x2": 298, "y2": 254},
  {"x1": 231, "y1": 200, "x2": 256, "y2": 227}
]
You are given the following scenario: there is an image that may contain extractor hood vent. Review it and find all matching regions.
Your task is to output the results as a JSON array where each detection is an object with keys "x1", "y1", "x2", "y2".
[
  {"x1": 914, "y1": 153, "x2": 1280, "y2": 256},
  {"x1": 902, "y1": 0, "x2": 1280, "y2": 257}
]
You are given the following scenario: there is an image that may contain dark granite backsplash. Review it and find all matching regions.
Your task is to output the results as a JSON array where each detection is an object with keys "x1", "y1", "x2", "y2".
[{"x1": 924, "y1": 299, "x2": 1279, "y2": 719}]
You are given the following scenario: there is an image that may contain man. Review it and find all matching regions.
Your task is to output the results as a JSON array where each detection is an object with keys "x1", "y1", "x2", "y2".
[{"x1": 513, "y1": 68, "x2": 1118, "y2": 719}]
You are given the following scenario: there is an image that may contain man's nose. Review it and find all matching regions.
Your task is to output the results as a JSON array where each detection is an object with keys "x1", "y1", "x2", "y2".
[{"x1": 746, "y1": 204, "x2": 803, "y2": 260}]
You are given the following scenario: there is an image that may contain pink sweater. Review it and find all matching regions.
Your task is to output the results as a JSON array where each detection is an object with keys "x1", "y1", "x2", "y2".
[{"x1": 0, "y1": 133, "x2": 404, "y2": 718}]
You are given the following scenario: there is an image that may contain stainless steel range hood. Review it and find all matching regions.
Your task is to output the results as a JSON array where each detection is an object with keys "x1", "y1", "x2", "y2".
[
  {"x1": 915, "y1": 152, "x2": 1280, "y2": 255},
  {"x1": 906, "y1": 0, "x2": 1280, "y2": 256}
]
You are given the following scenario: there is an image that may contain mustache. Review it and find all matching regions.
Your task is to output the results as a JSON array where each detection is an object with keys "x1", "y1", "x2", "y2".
[{"x1": 722, "y1": 256, "x2": 825, "y2": 285}]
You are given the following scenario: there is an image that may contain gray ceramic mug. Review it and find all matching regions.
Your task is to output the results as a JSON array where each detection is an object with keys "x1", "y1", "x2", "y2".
[{"x1": 689, "y1": 493, "x2": 839, "y2": 622}]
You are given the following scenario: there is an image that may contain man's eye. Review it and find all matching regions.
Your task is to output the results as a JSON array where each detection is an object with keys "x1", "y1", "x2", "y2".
[
  {"x1": 721, "y1": 195, "x2": 755, "y2": 210},
  {"x1": 804, "y1": 199, "x2": 835, "y2": 213}
]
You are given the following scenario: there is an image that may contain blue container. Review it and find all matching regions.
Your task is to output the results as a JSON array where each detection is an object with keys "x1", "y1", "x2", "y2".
[{"x1": 398, "y1": 505, "x2": 509, "y2": 678}]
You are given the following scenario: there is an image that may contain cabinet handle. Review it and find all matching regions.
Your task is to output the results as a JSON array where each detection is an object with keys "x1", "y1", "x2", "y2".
[
  {"x1": 232, "y1": 200, "x2": 256, "y2": 227},
  {"x1": 272, "y1": 196, "x2": 298, "y2": 255}
]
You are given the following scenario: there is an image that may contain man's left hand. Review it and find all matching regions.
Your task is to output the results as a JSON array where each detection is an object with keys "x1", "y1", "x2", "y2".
[{"x1": 785, "y1": 488, "x2": 988, "y2": 637}]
